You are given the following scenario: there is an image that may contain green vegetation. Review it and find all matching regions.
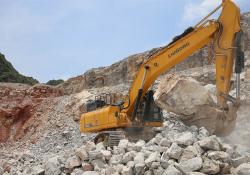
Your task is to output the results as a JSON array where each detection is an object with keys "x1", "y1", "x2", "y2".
[
  {"x1": 46, "y1": 79, "x2": 64, "y2": 86},
  {"x1": 0, "y1": 53, "x2": 39, "y2": 85}
]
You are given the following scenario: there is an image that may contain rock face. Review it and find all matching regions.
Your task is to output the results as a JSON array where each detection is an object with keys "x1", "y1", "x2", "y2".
[
  {"x1": 58, "y1": 13, "x2": 250, "y2": 96},
  {"x1": 59, "y1": 48, "x2": 213, "y2": 95},
  {"x1": 58, "y1": 49, "x2": 160, "y2": 95}
]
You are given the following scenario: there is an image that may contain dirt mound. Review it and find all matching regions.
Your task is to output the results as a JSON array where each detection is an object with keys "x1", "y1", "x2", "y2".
[{"x1": 0, "y1": 83, "x2": 63, "y2": 143}]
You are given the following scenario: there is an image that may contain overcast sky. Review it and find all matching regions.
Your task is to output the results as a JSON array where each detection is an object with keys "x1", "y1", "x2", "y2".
[{"x1": 0, "y1": 0, "x2": 249, "y2": 83}]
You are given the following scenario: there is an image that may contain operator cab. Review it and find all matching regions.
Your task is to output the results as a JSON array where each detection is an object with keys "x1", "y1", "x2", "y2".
[
  {"x1": 86, "y1": 99, "x2": 106, "y2": 112},
  {"x1": 86, "y1": 93, "x2": 123, "y2": 112},
  {"x1": 86, "y1": 95, "x2": 108, "y2": 112}
]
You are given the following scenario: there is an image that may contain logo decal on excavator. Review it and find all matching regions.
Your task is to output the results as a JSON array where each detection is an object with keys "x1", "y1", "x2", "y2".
[
  {"x1": 168, "y1": 42, "x2": 190, "y2": 58},
  {"x1": 85, "y1": 123, "x2": 93, "y2": 128}
]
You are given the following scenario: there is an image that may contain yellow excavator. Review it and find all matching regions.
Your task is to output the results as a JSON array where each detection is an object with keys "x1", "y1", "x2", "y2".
[{"x1": 80, "y1": 0, "x2": 244, "y2": 146}]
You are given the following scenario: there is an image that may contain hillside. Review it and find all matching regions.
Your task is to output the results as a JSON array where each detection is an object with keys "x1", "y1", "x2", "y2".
[
  {"x1": 59, "y1": 12, "x2": 250, "y2": 95},
  {"x1": 0, "y1": 53, "x2": 38, "y2": 85}
]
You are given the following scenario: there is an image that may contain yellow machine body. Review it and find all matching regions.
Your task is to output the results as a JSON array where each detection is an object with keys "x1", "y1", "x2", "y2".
[
  {"x1": 80, "y1": 105, "x2": 162, "y2": 132},
  {"x1": 80, "y1": 106, "x2": 127, "y2": 132}
]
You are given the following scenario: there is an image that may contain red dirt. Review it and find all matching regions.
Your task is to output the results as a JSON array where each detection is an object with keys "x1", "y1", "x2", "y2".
[{"x1": 0, "y1": 83, "x2": 63, "y2": 143}]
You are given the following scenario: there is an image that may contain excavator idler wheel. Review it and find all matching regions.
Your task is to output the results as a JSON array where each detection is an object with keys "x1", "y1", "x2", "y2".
[
  {"x1": 94, "y1": 131, "x2": 126, "y2": 147},
  {"x1": 94, "y1": 133, "x2": 109, "y2": 146}
]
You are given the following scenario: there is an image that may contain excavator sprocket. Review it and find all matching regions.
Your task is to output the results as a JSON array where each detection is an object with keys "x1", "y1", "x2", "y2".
[
  {"x1": 94, "y1": 127, "x2": 159, "y2": 147},
  {"x1": 94, "y1": 131, "x2": 126, "y2": 147}
]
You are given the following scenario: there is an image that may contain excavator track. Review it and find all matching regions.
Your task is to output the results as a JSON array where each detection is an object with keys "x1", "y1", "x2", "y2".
[{"x1": 94, "y1": 127, "x2": 159, "y2": 147}]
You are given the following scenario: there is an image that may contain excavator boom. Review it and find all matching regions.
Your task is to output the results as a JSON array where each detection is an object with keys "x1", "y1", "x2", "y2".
[{"x1": 123, "y1": 0, "x2": 241, "y2": 116}]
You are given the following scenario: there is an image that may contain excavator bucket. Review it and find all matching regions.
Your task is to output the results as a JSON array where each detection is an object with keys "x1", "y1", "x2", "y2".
[{"x1": 183, "y1": 104, "x2": 238, "y2": 136}]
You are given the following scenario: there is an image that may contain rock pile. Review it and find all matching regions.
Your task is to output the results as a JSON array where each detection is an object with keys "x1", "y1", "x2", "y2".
[{"x1": 16, "y1": 115, "x2": 248, "y2": 175}]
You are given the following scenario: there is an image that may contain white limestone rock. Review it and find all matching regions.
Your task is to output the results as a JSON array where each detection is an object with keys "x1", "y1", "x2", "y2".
[
  {"x1": 207, "y1": 151, "x2": 230, "y2": 163},
  {"x1": 159, "y1": 138, "x2": 171, "y2": 147},
  {"x1": 198, "y1": 136, "x2": 221, "y2": 151},
  {"x1": 176, "y1": 131, "x2": 196, "y2": 146},
  {"x1": 200, "y1": 157, "x2": 220, "y2": 174},
  {"x1": 134, "y1": 163, "x2": 146, "y2": 175},
  {"x1": 121, "y1": 166, "x2": 133, "y2": 175},
  {"x1": 122, "y1": 151, "x2": 135, "y2": 164},
  {"x1": 101, "y1": 150, "x2": 112, "y2": 161},
  {"x1": 134, "y1": 140, "x2": 146, "y2": 152},
  {"x1": 164, "y1": 165, "x2": 182, "y2": 175},
  {"x1": 179, "y1": 157, "x2": 203, "y2": 172},
  {"x1": 179, "y1": 145, "x2": 201, "y2": 162},
  {"x1": 232, "y1": 163, "x2": 250, "y2": 175},
  {"x1": 118, "y1": 139, "x2": 129, "y2": 150},
  {"x1": 82, "y1": 171, "x2": 99, "y2": 175},
  {"x1": 145, "y1": 152, "x2": 161, "y2": 167},
  {"x1": 65, "y1": 156, "x2": 81, "y2": 170},
  {"x1": 75, "y1": 146, "x2": 88, "y2": 161},
  {"x1": 91, "y1": 159, "x2": 105, "y2": 172},
  {"x1": 109, "y1": 154, "x2": 123, "y2": 165},
  {"x1": 167, "y1": 143, "x2": 183, "y2": 160},
  {"x1": 44, "y1": 156, "x2": 61, "y2": 175},
  {"x1": 134, "y1": 152, "x2": 145, "y2": 165}
]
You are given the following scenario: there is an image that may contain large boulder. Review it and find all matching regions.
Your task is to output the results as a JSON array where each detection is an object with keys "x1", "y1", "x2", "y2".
[
  {"x1": 154, "y1": 74, "x2": 216, "y2": 116},
  {"x1": 154, "y1": 74, "x2": 237, "y2": 135}
]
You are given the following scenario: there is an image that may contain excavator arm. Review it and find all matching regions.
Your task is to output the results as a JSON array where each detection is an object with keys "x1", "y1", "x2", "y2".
[{"x1": 122, "y1": 0, "x2": 241, "y2": 119}]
